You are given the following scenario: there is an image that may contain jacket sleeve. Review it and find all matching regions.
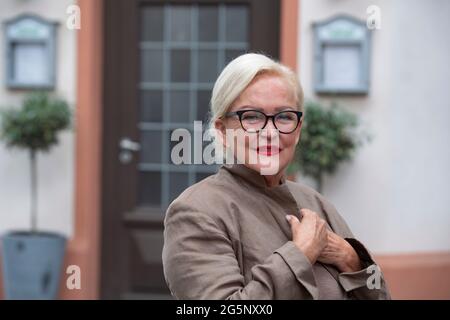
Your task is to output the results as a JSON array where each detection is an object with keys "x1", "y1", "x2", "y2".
[
  {"x1": 336, "y1": 237, "x2": 391, "y2": 299},
  {"x1": 319, "y1": 195, "x2": 392, "y2": 300},
  {"x1": 162, "y1": 201, "x2": 320, "y2": 300}
]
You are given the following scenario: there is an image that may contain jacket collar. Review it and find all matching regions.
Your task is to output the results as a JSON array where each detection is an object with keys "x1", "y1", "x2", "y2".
[
  {"x1": 220, "y1": 163, "x2": 287, "y2": 190},
  {"x1": 219, "y1": 163, "x2": 301, "y2": 227}
]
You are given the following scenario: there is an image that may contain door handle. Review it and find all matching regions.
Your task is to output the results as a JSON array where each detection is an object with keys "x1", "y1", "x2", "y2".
[
  {"x1": 119, "y1": 137, "x2": 141, "y2": 164},
  {"x1": 120, "y1": 137, "x2": 141, "y2": 152}
]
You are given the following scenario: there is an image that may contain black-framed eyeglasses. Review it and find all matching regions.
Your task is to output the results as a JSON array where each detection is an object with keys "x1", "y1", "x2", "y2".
[{"x1": 222, "y1": 109, "x2": 303, "y2": 134}]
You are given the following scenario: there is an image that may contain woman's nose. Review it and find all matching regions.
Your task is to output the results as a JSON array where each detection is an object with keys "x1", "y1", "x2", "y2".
[{"x1": 259, "y1": 120, "x2": 279, "y2": 139}]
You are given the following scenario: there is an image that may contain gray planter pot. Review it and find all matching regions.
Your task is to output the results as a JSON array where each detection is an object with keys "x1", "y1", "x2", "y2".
[{"x1": 1, "y1": 232, "x2": 66, "y2": 299}]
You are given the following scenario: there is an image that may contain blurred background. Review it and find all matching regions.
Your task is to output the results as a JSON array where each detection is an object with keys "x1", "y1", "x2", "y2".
[{"x1": 0, "y1": 0, "x2": 449, "y2": 300}]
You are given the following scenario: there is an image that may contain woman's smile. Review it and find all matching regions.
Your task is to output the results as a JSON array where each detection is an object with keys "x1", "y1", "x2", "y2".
[{"x1": 256, "y1": 145, "x2": 282, "y2": 156}]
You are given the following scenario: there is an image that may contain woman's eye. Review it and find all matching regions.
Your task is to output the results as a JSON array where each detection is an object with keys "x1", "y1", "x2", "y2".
[
  {"x1": 277, "y1": 113, "x2": 295, "y2": 121},
  {"x1": 242, "y1": 113, "x2": 263, "y2": 121}
]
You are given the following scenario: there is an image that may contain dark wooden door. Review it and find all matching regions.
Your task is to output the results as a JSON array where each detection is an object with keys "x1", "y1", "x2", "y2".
[{"x1": 101, "y1": 0, "x2": 280, "y2": 299}]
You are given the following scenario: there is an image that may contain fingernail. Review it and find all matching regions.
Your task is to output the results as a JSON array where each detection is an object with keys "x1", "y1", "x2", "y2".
[{"x1": 285, "y1": 215, "x2": 292, "y2": 221}]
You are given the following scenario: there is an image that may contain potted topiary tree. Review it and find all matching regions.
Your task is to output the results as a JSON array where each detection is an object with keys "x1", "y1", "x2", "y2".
[
  {"x1": 287, "y1": 100, "x2": 370, "y2": 193},
  {"x1": 0, "y1": 92, "x2": 71, "y2": 299}
]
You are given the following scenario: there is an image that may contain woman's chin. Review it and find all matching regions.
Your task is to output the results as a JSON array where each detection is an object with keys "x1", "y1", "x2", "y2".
[{"x1": 247, "y1": 157, "x2": 284, "y2": 176}]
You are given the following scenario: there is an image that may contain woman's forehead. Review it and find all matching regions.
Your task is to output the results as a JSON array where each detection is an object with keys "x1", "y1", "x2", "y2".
[{"x1": 234, "y1": 74, "x2": 297, "y2": 107}]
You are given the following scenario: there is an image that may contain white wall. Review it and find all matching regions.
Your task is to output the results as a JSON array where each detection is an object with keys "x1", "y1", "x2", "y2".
[
  {"x1": 0, "y1": 0, "x2": 77, "y2": 237},
  {"x1": 299, "y1": 0, "x2": 450, "y2": 254}
]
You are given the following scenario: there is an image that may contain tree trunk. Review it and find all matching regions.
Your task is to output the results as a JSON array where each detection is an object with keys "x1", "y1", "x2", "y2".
[{"x1": 30, "y1": 149, "x2": 37, "y2": 233}]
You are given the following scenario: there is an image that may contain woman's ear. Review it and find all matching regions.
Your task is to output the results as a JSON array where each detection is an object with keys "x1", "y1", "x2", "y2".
[{"x1": 214, "y1": 118, "x2": 227, "y2": 147}]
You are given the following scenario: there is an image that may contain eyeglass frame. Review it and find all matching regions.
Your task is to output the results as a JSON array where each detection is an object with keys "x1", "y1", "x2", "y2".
[{"x1": 221, "y1": 109, "x2": 303, "y2": 134}]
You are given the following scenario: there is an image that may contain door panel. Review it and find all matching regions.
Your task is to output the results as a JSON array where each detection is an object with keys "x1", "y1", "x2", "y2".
[{"x1": 102, "y1": 0, "x2": 280, "y2": 299}]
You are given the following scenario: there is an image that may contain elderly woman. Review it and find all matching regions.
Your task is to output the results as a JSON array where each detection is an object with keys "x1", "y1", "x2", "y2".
[{"x1": 162, "y1": 53, "x2": 390, "y2": 300}]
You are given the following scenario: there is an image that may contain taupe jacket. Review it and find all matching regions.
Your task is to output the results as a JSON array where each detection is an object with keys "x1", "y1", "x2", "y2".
[{"x1": 162, "y1": 163, "x2": 390, "y2": 299}]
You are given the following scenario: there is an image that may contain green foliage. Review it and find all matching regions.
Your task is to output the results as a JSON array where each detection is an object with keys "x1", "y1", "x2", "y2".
[
  {"x1": 288, "y1": 100, "x2": 369, "y2": 191},
  {"x1": 0, "y1": 92, "x2": 71, "y2": 232},
  {"x1": 0, "y1": 92, "x2": 71, "y2": 152}
]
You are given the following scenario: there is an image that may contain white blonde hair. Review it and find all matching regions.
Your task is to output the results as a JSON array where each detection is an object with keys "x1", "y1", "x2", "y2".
[{"x1": 207, "y1": 52, "x2": 304, "y2": 133}]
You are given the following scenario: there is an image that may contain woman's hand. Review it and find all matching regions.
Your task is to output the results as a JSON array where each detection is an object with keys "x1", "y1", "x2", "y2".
[
  {"x1": 317, "y1": 231, "x2": 362, "y2": 273},
  {"x1": 286, "y1": 209, "x2": 328, "y2": 264}
]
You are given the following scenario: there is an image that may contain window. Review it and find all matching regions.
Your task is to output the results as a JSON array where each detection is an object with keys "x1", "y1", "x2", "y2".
[
  {"x1": 138, "y1": 3, "x2": 249, "y2": 207},
  {"x1": 313, "y1": 15, "x2": 371, "y2": 95},
  {"x1": 5, "y1": 15, "x2": 57, "y2": 89}
]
